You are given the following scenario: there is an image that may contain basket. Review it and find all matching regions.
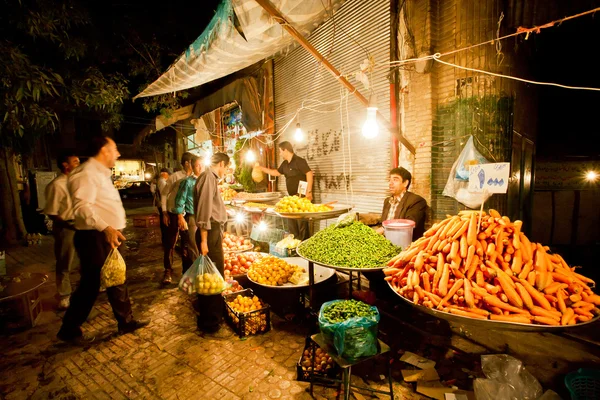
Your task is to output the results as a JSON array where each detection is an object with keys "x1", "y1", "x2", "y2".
[
  {"x1": 565, "y1": 368, "x2": 600, "y2": 400},
  {"x1": 296, "y1": 337, "x2": 340, "y2": 382},
  {"x1": 223, "y1": 289, "x2": 271, "y2": 338}
]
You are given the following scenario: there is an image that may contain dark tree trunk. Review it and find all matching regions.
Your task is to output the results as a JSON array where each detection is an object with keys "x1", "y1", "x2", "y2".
[{"x1": 0, "y1": 148, "x2": 27, "y2": 243}]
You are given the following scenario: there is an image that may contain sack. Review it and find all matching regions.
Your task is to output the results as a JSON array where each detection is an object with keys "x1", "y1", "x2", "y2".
[
  {"x1": 252, "y1": 163, "x2": 264, "y2": 183},
  {"x1": 318, "y1": 300, "x2": 380, "y2": 361},
  {"x1": 100, "y1": 249, "x2": 126, "y2": 288},
  {"x1": 455, "y1": 136, "x2": 488, "y2": 181},
  {"x1": 196, "y1": 255, "x2": 226, "y2": 296},
  {"x1": 443, "y1": 136, "x2": 492, "y2": 208}
]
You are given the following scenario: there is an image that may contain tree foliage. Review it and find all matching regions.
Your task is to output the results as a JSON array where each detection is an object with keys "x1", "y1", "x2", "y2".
[{"x1": 0, "y1": 0, "x2": 129, "y2": 147}]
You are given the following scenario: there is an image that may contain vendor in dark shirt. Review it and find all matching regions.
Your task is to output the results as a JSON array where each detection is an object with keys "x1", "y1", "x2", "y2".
[{"x1": 257, "y1": 141, "x2": 313, "y2": 240}]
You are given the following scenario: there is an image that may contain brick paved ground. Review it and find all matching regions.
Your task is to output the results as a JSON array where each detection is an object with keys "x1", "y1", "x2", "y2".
[{"x1": 2, "y1": 207, "x2": 600, "y2": 399}]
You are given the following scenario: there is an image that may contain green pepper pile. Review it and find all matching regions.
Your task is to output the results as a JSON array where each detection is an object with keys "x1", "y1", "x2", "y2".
[
  {"x1": 321, "y1": 300, "x2": 378, "y2": 324},
  {"x1": 297, "y1": 221, "x2": 401, "y2": 268}
]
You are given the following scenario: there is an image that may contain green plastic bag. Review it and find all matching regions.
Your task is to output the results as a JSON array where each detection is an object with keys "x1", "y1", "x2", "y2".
[{"x1": 318, "y1": 300, "x2": 380, "y2": 361}]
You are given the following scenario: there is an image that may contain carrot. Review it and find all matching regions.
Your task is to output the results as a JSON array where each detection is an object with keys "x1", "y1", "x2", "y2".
[
  {"x1": 459, "y1": 235, "x2": 468, "y2": 259},
  {"x1": 490, "y1": 314, "x2": 531, "y2": 324},
  {"x1": 533, "y1": 316, "x2": 560, "y2": 326},
  {"x1": 544, "y1": 294, "x2": 558, "y2": 304},
  {"x1": 471, "y1": 285, "x2": 489, "y2": 298},
  {"x1": 536, "y1": 271, "x2": 548, "y2": 291},
  {"x1": 515, "y1": 283, "x2": 534, "y2": 310},
  {"x1": 573, "y1": 272, "x2": 596, "y2": 286},
  {"x1": 467, "y1": 212, "x2": 477, "y2": 246},
  {"x1": 436, "y1": 239, "x2": 448, "y2": 253},
  {"x1": 414, "y1": 251, "x2": 425, "y2": 273},
  {"x1": 452, "y1": 220, "x2": 470, "y2": 242},
  {"x1": 483, "y1": 295, "x2": 530, "y2": 315},
  {"x1": 570, "y1": 294, "x2": 582, "y2": 303},
  {"x1": 527, "y1": 271, "x2": 536, "y2": 286},
  {"x1": 511, "y1": 251, "x2": 523, "y2": 274},
  {"x1": 573, "y1": 308, "x2": 594, "y2": 318},
  {"x1": 414, "y1": 285, "x2": 425, "y2": 302},
  {"x1": 422, "y1": 272, "x2": 431, "y2": 292},
  {"x1": 464, "y1": 280, "x2": 475, "y2": 308},
  {"x1": 561, "y1": 308, "x2": 574, "y2": 325},
  {"x1": 449, "y1": 240, "x2": 459, "y2": 260},
  {"x1": 412, "y1": 268, "x2": 420, "y2": 287},
  {"x1": 422, "y1": 290, "x2": 442, "y2": 306},
  {"x1": 518, "y1": 260, "x2": 533, "y2": 280},
  {"x1": 453, "y1": 305, "x2": 490, "y2": 317},
  {"x1": 443, "y1": 217, "x2": 462, "y2": 239},
  {"x1": 406, "y1": 270, "x2": 414, "y2": 290},
  {"x1": 534, "y1": 244, "x2": 547, "y2": 272},
  {"x1": 519, "y1": 279, "x2": 553, "y2": 311},
  {"x1": 475, "y1": 240, "x2": 484, "y2": 257},
  {"x1": 476, "y1": 270, "x2": 485, "y2": 287},
  {"x1": 424, "y1": 219, "x2": 449, "y2": 237},
  {"x1": 496, "y1": 274, "x2": 523, "y2": 308},
  {"x1": 520, "y1": 232, "x2": 532, "y2": 262},
  {"x1": 577, "y1": 315, "x2": 592, "y2": 322},
  {"x1": 543, "y1": 282, "x2": 562, "y2": 295},
  {"x1": 438, "y1": 263, "x2": 450, "y2": 297},
  {"x1": 557, "y1": 291, "x2": 567, "y2": 313},
  {"x1": 437, "y1": 279, "x2": 464, "y2": 309},
  {"x1": 447, "y1": 307, "x2": 487, "y2": 320},
  {"x1": 530, "y1": 306, "x2": 560, "y2": 321},
  {"x1": 489, "y1": 209, "x2": 501, "y2": 218},
  {"x1": 552, "y1": 272, "x2": 573, "y2": 284},
  {"x1": 484, "y1": 283, "x2": 500, "y2": 295},
  {"x1": 413, "y1": 290, "x2": 420, "y2": 304},
  {"x1": 384, "y1": 276, "x2": 394, "y2": 282},
  {"x1": 442, "y1": 242, "x2": 452, "y2": 254},
  {"x1": 486, "y1": 243, "x2": 496, "y2": 257},
  {"x1": 584, "y1": 294, "x2": 600, "y2": 306},
  {"x1": 571, "y1": 301, "x2": 594, "y2": 310}
]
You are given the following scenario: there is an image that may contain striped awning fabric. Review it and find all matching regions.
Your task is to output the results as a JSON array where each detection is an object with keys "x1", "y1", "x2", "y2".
[{"x1": 133, "y1": 0, "x2": 344, "y2": 100}]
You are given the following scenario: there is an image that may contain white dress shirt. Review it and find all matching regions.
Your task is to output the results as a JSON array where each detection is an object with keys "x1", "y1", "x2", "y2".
[
  {"x1": 160, "y1": 170, "x2": 188, "y2": 213},
  {"x1": 68, "y1": 158, "x2": 126, "y2": 231},
  {"x1": 44, "y1": 173, "x2": 74, "y2": 221}
]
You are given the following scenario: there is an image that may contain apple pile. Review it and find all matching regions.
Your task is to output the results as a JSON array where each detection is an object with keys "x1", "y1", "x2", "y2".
[
  {"x1": 222, "y1": 279, "x2": 244, "y2": 296},
  {"x1": 223, "y1": 232, "x2": 253, "y2": 252},
  {"x1": 224, "y1": 252, "x2": 263, "y2": 278}
]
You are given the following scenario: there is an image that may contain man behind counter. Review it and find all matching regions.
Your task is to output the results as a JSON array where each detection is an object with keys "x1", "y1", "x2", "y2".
[
  {"x1": 257, "y1": 141, "x2": 313, "y2": 240},
  {"x1": 364, "y1": 167, "x2": 427, "y2": 300}
]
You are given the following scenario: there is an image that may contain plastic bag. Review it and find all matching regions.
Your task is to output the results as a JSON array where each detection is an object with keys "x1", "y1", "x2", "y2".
[
  {"x1": 336, "y1": 212, "x2": 357, "y2": 228},
  {"x1": 318, "y1": 300, "x2": 380, "y2": 362},
  {"x1": 252, "y1": 163, "x2": 264, "y2": 183},
  {"x1": 443, "y1": 136, "x2": 492, "y2": 208},
  {"x1": 473, "y1": 354, "x2": 543, "y2": 400},
  {"x1": 193, "y1": 255, "x2": 226, "y2": 296},
  {"x1": 179, "y1": 256, "x2": 203, "y2": 295},
  {"x1": 455, "y1": 136, "x2": 488, "y2": 181},
  {"x1": 100, "y1": 248, "x2": 126, "y2": 288}
]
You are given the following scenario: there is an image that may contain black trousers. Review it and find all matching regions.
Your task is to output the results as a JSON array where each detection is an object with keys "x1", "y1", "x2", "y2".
[
  {"x1": 157, "y1": 207, "x2": 168, "y2": 250},
  {"x1": 196, "y1": 222, "x2": 224, "y2": 331},
  {"x1": 164, "y1": 211, "x2": 193, "y2": 273},
  {"x1": 59, "y1": 230, "x2": 133, "y2": 336},
  {"x1": 287, "y1": 218, "x2": 309, "y2": 241}
]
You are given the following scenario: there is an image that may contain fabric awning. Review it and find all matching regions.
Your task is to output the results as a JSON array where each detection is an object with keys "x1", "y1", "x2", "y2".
[{"x1": 133, "y1": 0, "x2": 343, "y2": 99}]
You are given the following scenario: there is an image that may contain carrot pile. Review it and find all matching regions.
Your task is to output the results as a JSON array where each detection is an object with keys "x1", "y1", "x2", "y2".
[{"x1": 384, "y1": 210, "x2": 599, "y2": 326}]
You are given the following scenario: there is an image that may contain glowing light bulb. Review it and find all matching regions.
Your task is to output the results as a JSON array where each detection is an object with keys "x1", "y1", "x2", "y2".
[
  {"x1": 294, "y1": 123, "x2": 304, "y2": 143},
  {"x1": 144, "y1": 172, "x2": 152, "y2": 180},
  {"x1": 235, "y1": 213, "x2": 246, "y2": 224},
  {"x1": 203, "y1": 157, "x2": 211, "y2": 167},
  {"x1": 246, "y1": 150, "x2": 256, "y2": 163},
  {"x1": 258, "y1": 220, "x2": 268, "y2": 232},
  {"x1": 362, "y1": 105, "x2": 379, "y2": 139},
  {"x1": 585, "y1": 170, "x2": 598, "y2": 182}
]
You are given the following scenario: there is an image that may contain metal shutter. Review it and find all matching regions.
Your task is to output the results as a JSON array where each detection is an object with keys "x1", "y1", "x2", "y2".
[{"x1": 274, "y1": 0, "x2": 391, "y2": 218}]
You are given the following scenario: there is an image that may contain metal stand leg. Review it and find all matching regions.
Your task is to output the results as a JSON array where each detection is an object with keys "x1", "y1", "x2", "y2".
[
  {"x1": 357, "y1": 272, "x2": 362, "y2": 290},
  {"x1": 308, "y1": 261, "x2": 315, "y2": 309},
  {"x1": 388, "y1": 356, "x2": 394, "y2": 398},
  {"x1": 343, "y1": 366, "x2": 351, "y2": 400},
  {"x1": 348, "y1": 271, "x2": 353, "y2": 298},
  {"x1": 310, "y1": 340, "x2": 315, "y2": 396}
]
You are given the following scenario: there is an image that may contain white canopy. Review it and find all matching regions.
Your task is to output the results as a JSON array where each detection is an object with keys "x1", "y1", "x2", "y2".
[{"x1": 134, "y1": 0, "x2": 344, "y2": 100}]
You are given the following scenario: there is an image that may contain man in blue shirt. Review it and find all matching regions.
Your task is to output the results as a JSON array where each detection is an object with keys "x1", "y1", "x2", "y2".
[{"x1": 174, "y1": 155, "x2": 203, "y2": 261}]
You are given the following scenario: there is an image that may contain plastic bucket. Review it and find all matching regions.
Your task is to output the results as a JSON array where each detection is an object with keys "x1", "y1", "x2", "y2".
[{"x1": 383, "y1": 219, "x2": 415, "y2": 249}]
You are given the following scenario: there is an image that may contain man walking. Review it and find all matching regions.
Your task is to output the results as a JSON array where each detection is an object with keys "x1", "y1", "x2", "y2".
[
  {"x1": 257, "y1": 141, "x2": 313, "y2": 240},
  {"x1": 44, "y1": 151, "x2": 80, "y2": 310},
  {"x1": 159, "y1": 152, "x2": 195, "y2": 284},
  {"x1": 152, "y1": 168, "x2": 171, "y2": 260},
  {"x1": 57, "y1": 136, "x2": 149, "y2": 342}
]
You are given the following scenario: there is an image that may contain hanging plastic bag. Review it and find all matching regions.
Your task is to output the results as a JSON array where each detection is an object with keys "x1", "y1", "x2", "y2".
[
  {"x1": 473, "y1": 354, "x2": 543, "y2": 400},
  {"x1": 179, "y1": 256, "x2": 203, "y2": 295},
  {"x1": 443, "y1": 136, "x2": 492, "y2": 208},
  {"x1": 318, "y1": 300, "x2": 380, "y2": 362},
  {"x1": 252, "y1": 163, "x2": 264, "y2": 183},
  {"x1": 193, "y1": 255, "x2": 226, "y2": 296},
  {"x1": 100, "y1": 249, "x2": 127, "y2": 288}
]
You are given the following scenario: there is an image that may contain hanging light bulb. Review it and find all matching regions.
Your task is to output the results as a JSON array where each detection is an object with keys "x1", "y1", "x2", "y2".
[
  {"x1": 235, "y1": 212, "x2": 246, "y2": 224},
  {"x1": 362, "y1": 95, "x2": 379, "y2": 139},
  {"x1": 203, "y1": 157, "x2": 211, "y2": 167},
  {"x1": 258, "y1": 220, "x2": 268, "y2": 232},
  {"x1": 294, "y1": 123, "x2": 304, "y2": 143},
  {"x1": 245, "y1": 150, "x2": 256, "y2": 163}
]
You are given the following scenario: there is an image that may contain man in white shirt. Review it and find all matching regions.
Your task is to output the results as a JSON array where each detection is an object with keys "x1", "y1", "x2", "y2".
[
  {"x1": 152, "y1": 168, "x2": 171, "y2": 260},
  {"x1": 44, "y1": 151, "x2": 80, "y2": 310},
  {"x1": 159, "y1": 152, "x2": 194, "y2": 284},
  {"x1": 57, "y1": 136, "x2": 149, "y2": 343}
]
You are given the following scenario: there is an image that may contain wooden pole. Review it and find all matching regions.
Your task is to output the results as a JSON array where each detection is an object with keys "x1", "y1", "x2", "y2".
[{"x1": 253, "y1": 0, "x2": 416, "y2": 155}]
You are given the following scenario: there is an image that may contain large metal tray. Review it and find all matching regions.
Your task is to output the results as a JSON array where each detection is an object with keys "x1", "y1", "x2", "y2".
[
  {"x1": 295, "y1": 242, "x2": 390, "y2": 272},
  {"x1": 247, "y1": 257, "x2": 335, "y2": 289},
  {"x1": 387, "y1": 281, "x2": 600, "y2": 332},
  {"x1": 234, "y1": 192, "x2": 282, "y2": 202},
  {"x1": 269, "y1": 204, "x2": 354, "y2": 220}
]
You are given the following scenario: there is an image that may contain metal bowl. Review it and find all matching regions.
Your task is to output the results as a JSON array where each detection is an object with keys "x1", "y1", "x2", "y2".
[
  {"x1": 247, "y1": 257, "x2": 336, "y2": 289},
  {"x1": 387, "y1": 281, "x2": 600, "y2": 332},
  {"x1": 269, "y1": 204, "x2": 354, "y2": 220}
]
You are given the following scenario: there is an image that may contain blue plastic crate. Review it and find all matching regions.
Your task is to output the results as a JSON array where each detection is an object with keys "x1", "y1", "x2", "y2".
[{"x1": 565, "y1": 368, "x2": 600, "y2": 400}]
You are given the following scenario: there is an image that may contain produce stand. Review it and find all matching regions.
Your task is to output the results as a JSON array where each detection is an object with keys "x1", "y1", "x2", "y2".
[
  {"x1": 0, "y1": 272, "x2": 47, "y2": 329},
  {"x1": 270, "y1": 203, "x2": 354, "y2": 220},
  {"x1": 247, "y1": 257, "x2": 335, "y2": 289},
  {"x1": 388, "y1": 281, "x2": 600, "y2": 332}
]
